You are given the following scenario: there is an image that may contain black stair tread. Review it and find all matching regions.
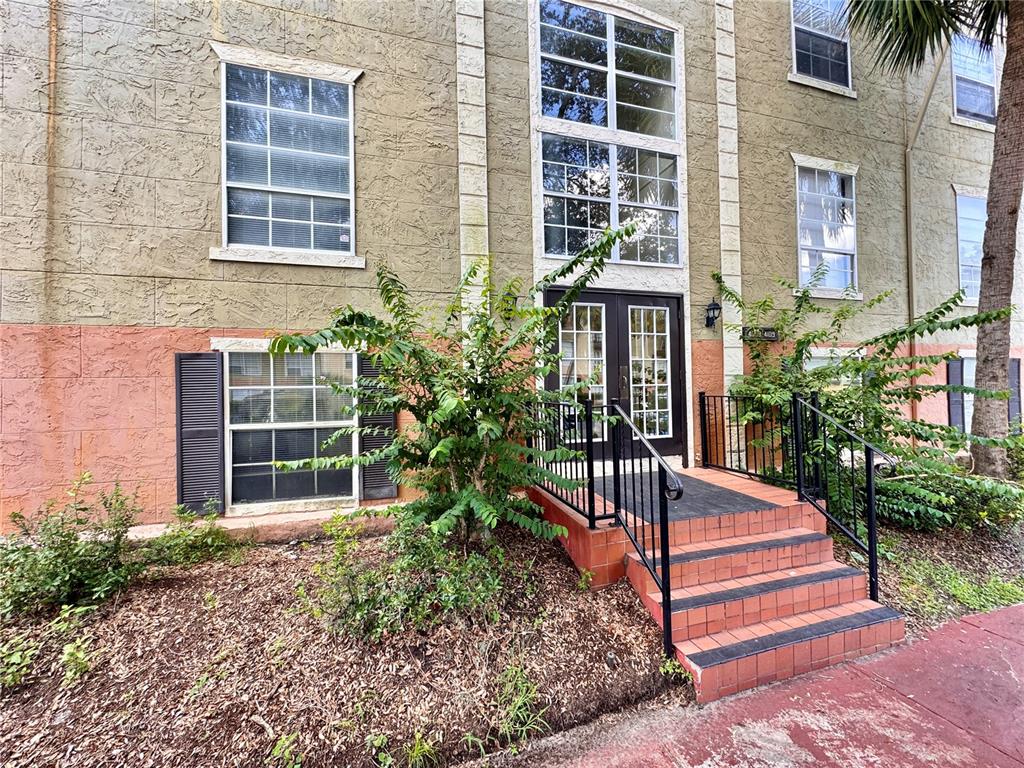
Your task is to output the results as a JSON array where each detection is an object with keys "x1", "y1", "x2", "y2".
[
  {"x1": 683, "y1": 604, "x2": 902, "y2": 669},
  {"x1": 666, "y1": 564, "x2": 863, "y2": 612}
]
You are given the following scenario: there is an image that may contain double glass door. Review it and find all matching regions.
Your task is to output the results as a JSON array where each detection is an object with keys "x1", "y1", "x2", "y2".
[{"x1": 546, "y1": 290, "x2": 685, "y2": 456}]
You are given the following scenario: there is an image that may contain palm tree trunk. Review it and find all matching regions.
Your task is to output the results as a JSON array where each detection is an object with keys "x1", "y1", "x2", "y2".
[{"x1": 971, "y1": 3, "x2": 1024, "y2": 478}]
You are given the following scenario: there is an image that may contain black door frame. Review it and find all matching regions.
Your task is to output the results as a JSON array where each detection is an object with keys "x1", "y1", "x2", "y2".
[{"x1": 545, "y1": 287, "x2": 689, "y2": 462}]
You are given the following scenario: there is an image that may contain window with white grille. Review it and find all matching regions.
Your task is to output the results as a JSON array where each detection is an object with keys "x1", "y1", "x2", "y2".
[
  {"x1": 796, "y1": 162, "x2": 857, "y2": 290},
  {"x1": 535, "y1": 0, "x2": 684, "y2": 267},
  {"x1": 956, "y1": 193, "x2": 986, "y2": 301},
  {"x1": 221, "y1": 63, "x2": 354, "y2": 255},
  {"x1": 952, "y1": 36, "x2": 996, "y2": 124},
  {"x1": 791, "y1": 0, "x2": 851, "y2": 88}
]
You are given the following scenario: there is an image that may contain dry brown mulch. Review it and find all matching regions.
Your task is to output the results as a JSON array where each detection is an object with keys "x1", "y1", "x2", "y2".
[
  {"x1": 0, "y1": 529, "x2": 671, "y2": 768},
  {"x1": 835, "y1": 523, "x2": 1024, "y2": 637}
]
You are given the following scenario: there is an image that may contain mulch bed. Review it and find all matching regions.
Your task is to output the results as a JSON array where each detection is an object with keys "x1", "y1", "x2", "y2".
[
  {"x1": 0, "y1": 528, "x2": 673, "y2": 768},
  {"x1": 834, "y1": 523, "x2": 1024, "y2": 637}
]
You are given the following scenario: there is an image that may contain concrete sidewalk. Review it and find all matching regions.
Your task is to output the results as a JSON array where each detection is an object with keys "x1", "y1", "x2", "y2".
[{"x1": 516, "y1": 605, "x2": 1024, "y2": 767}]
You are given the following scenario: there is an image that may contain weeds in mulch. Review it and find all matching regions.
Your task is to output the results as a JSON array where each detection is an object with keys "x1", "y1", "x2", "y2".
[
  {"x1": 0, "y1": 523, "x2": 668, "y2": 767},
  {"x1": 836, "y1": 523, "x2": 1024, "y2": 635},
  {"x1": 658, "y1": 658, "x2": 691, "y2": 685},
  {"x1": 268, "y1": 733, "x2": 304, "y2": 768},
  {"x1": 297, "y1": 513, "x2": 530, "y2": 642},
  {"x1": 899, "y1": 558, "x2": 1024, "y2": 621},
  {"x1": 493, "y1": 662, "x2": 550, "y2": 748},
  {"x1": 1, "y1": 476, "x2": 246, "y2": 624}
]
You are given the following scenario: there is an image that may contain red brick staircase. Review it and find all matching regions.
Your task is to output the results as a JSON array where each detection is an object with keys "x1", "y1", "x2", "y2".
[{"x1": 622, "y1": 468, "x2": 904, "y2": 702}]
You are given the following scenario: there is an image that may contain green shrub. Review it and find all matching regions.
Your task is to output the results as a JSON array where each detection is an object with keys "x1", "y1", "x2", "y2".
[
  {"x1": 270, "y1": 226, "x2": 634, "y2": 545},
  {"x1": 878, "y1": 466, "x2": 1024, "y2": 531},
  {"x1": 143, "y1": 501, "x2": 240, "y2": 568},
  {"x1": 716, "y1": 272, "x2": 1023, "y2": 532},
  {"x1": 302, "y1": 515, "x2": 519, "y2": 642},
  {"x1": 0, "y1": 633, "x2": 40, "y2": 690},
  {"x1": 0, "y1": 475, "x2": 142, "y2": 618}
]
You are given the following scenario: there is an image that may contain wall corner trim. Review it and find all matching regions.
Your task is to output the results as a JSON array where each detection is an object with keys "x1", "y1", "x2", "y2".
[
  {"x1": 715, "y1": 0, "x2": 744, "y2": 389},
  {"x1": 454, "y1": 0, "x2": 489, "y2": 277}
]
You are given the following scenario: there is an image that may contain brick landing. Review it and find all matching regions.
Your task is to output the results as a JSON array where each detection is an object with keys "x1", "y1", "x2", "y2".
[{"x1": 533, "y1": 467, "x2": 904, "y2": 703}]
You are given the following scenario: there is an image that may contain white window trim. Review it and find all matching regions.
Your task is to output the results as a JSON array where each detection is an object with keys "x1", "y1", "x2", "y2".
[
  {"x1": 790, "y1": 152, "x2": 860, "y2": 297},
  {"x1": 953, "y1": 184, "x2": 987, "y2": 308},
  {"x1": 950, "y1": 36, "x2": 999, "y2": 131},
  {"x1": 211, "y1": 337, "x2": 360, "y2": 515},
  {"x1": 789, "y1": 0, "x2": 855, "y2": 94},
  {"x1": 528, "y1": 0, "x2": 689, "y2": 270},
  {"x1": 209, "y1": 42, "x2": 365, "y2": 270}
]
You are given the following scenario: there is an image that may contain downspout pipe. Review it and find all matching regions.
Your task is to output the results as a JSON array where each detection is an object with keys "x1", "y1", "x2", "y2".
[{"x1": 904, "y1": 42, "x2": 949, "y2": 426}]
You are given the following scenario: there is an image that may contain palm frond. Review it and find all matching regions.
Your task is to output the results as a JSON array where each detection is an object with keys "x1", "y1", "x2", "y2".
[{"x1": 845, "y1": 0, "x2": 987, "y2": 74}]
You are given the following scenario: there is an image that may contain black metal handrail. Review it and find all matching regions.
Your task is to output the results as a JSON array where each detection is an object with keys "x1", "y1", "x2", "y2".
[
  {"x1": 792, "y1": 394, "x2": 896, "y2": 601},
  {"x1": 697, "y1": 391, "x2": 894, "y2": 600},
  {"x1": 534, "y1": 398, "x2": 683, "y2": 657},
  {"x1": 698, "y1": 392, "x2": 796, "y2": 486}
]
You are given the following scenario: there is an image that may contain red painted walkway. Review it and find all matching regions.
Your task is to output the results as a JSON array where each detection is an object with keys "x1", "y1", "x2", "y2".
[{"x1": 521, "y1": 605, "x2": 1024, "y2": 767}]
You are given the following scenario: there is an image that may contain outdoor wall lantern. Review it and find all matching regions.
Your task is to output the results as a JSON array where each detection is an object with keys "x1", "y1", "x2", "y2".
[{"x1": 705, "y1": 298, "x2": 722, "y2": 328}]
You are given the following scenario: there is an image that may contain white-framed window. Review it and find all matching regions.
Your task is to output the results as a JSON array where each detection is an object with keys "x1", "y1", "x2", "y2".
[
  {"x1": 956, "y1": 192, "x2": 986, "y2": 302},
  {"x1": 539, "y1": 0, "x2": 677, "y2": 139},
  {"x1": 790, "y1": 0, "x2": 851, "y2": 89},
  {"x1": 225, "y1": 349, "x2": 357, "y2": 506},
  {"x1": 793, "y1": 154, "x2": 858, "y2": 292},
  {"x1": 535, "y1": 0, "x2": 684, "y2": 266},
  {"x1": 209, "y1": 43, "x2": 363, "y2": 269},
  {"x1": 962, "y1": 353, "x2": 978, "y2": 433},
  {"x1": 952, "y1": 35, "x2": 997, "y2": 125}
]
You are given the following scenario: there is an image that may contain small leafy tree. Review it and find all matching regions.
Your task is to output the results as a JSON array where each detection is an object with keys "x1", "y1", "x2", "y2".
[
  {"x1": 270, "y1": 225, "x2": 634, "y2": 544},
  {"x1": 717, "y1": 272, "x2": 1023, "y2": 530}
]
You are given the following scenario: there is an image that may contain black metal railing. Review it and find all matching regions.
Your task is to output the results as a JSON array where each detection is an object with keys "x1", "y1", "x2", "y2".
[
  {"x1": 532, "y1": 399, "x2": 615, "y2": 527},
  {"x1": 698, "y1": 392, "x2": 795, "y2": 486},
  {"x1": 791, "y1": 394, "x2": 895, "y2": 601},
  {"x1": 697, "y1": 391, "x2": 894, "y2": 600},
  {"x1": 534, "y1": 398, "x2": 683, "y2": 657}
]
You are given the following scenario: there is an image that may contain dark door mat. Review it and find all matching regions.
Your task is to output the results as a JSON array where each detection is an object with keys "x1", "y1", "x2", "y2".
[{"x1": 596, "y1": 472, "x2": 776, "y2": 521}]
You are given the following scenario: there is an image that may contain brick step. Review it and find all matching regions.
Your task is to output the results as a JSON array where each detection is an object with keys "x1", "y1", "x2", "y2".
[
  {"x1": 627, "y1": 528, "x2": 833, "y2": 591},
  {"x1": 675, "y1": 599, "x2": 905, "y2": 703},
  {"x1": 618, "y1": 501, "x2": 825, "y2": 547},
  {"x1": 640, "y1": 562, "x2": 866, "y2": 642}
]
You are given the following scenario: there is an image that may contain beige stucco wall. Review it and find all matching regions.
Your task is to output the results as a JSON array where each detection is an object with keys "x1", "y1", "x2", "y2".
[
  {"x1": 0, "y1": 0, "x2": 467, "y2": 331},
  {"x1": 4, "y1": 0, "x2": 1013, "y2": 344},
  {"x1": 733, "y1": 0, "x2": 1021, "y2": 351}
]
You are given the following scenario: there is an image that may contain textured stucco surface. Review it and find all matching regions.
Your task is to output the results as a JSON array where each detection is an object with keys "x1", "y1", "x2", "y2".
[
  {"x1": 1, "y1": 0, "x2": 1021, "y2": 526},
  {"x1": 0, "y1": 0, "x2": 465, "y2": 328},
  {"x1": 733, "y1": 0, "x2": 1023, "y2": 347}
]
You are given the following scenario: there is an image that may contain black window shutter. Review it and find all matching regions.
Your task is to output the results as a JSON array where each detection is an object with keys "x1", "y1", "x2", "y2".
[
  {"x1": 947, "y1": 358, "x2": 965, "y2": 432},
  {"x1": 176, "y1": 352, "x2": 225, "y2": 514},
  {"x1": 358, "y1": 354, "x2": 398, "y2": 500},
  {"x1": 1009, "y1": 358, "x2": 1021, "y2": 430}
]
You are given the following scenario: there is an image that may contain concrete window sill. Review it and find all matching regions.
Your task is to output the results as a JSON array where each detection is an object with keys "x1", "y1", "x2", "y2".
[
  {"x1": 787, "y1": 72, "x2": 858, "y2": 100},
  {"x1": 950, "y1": 114, "x2": 995, "y2": 133},
  {"x1": 793, "y1": 287, "x2": 864, "y2": 302},
  {"x1": 210, "y1": 246, "x2": 365, "y2": 269}
]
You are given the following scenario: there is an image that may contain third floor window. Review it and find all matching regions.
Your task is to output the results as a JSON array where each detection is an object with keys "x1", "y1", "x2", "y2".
[{"x1": 791, "y1": 0, "x2": 851, "y2": 89}]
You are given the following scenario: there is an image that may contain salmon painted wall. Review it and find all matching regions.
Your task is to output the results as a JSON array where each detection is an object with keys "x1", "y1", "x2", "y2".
[{"x1": 0, "y1": 324, "x2": 271, "y2": 533}]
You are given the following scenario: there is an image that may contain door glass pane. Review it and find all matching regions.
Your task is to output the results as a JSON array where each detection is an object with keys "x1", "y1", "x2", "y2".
[
  {"x1": 559, "y1": 303, "x2": 606, "y2": 439},
  {"x1": 628, "y1": 306, "x2": 671, "y2": 438}
]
